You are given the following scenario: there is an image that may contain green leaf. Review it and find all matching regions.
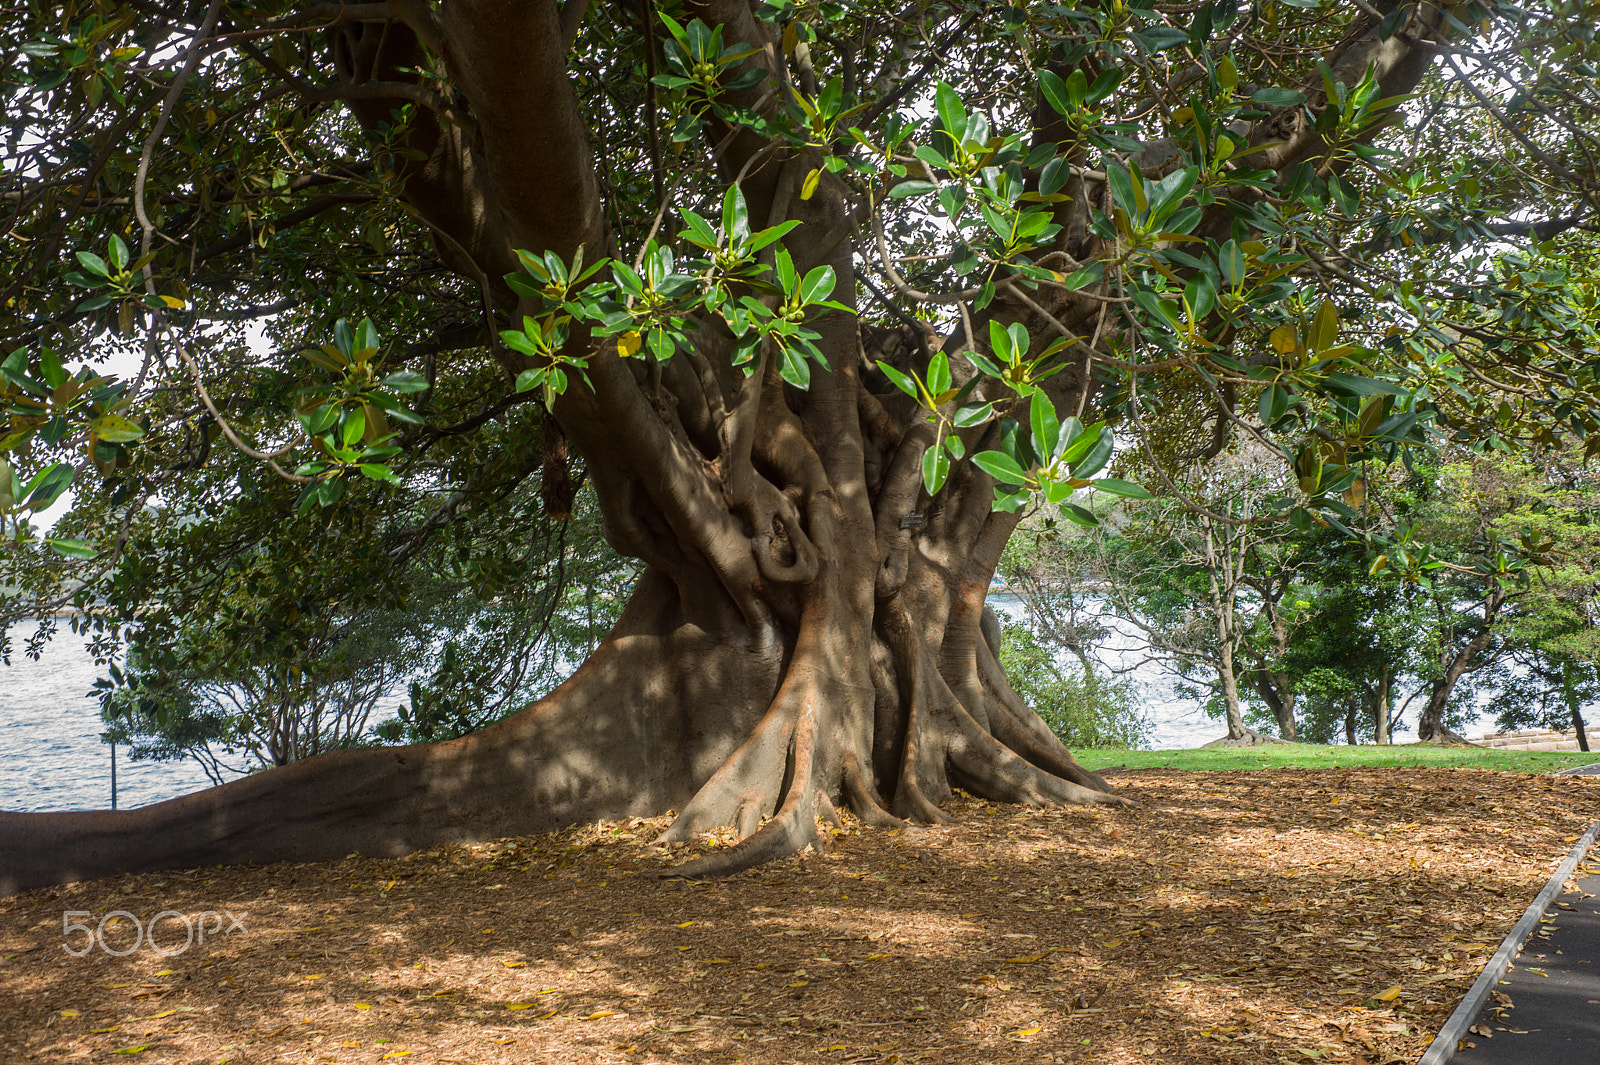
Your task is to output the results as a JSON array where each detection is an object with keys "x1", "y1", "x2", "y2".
[
  {"x1": 1250, "y1": 87, "x2": 1307, "y2": 107},
  {"x1": 954, "y1": 401, "x2": 995, "y2": 428},
  {"x1": 1105, "y1": 164, "x2": 1137, "y2": 217},
  {"x1": 934, "y1": 81, "x2": 968, "y2": 145},
  {"x1": 107, "y1": 234, "x2": 129, "y2": 271},
  {"x1": 889, "y1": 180, "x2": 936, "y2": 199},
  {"x1": 22, "y1": 462, "x2": 73, "y2": 509},
  {"x1": 922, "y1": 441, "x2": 951, "y2": 494},
  {"x1": 355, "y1": 318, "x2": 380, "y2": 356},
  {"x1": 1310, "y1": 298, "x2": 1338, "y2": 351},
  {"x1": 341, "y1": 408, "x2": 366, "y2": 448},
  {"x1": 1037, "y1": 69, "x2": 1074, "y2": 117},
  {"x1": 46, "y1": 537, "x2": 98, "y2": 559},
  {"x1": 39, "y1": 347, "x2": 66, "y2": 389},
  {"x1": 1030, "y1": 395, "x2": 1060, "y2": 461},
  {"x1": 1091, "y1": 477, "x2": 1151, "y2": 499},
  {"x1": 1258, "y1": 383, "x2": 1290, "y2": 425},
  {"x1": 75, "y1": 250, "x2": 110, "y2": 277},
  {"x1": 746, "y1": 219, "x2": 801, "y2": 252},
  {"x1": 974, "y1": 450, "x2": 1031, "y2": 486},
  {"x1": 925, "y1": 350, "x2": 951, "y2": 397},
  {"x1": 779, "y1": 345, "x2": 811, "y2": 389},
  {"x1": 381, "y1": 371, "x2": 430, "y2": 393},
  {"x1": 92, "y1": 413, "x2": 144, "y2": 443},
  {"x1": 722, "y1": 184, "x2": 750, "y2": 241},
  {"x1": 799, "y1": 264, "x2": 836, "y2": 305},
  {"x1": 1059, "y1": 502, "x2": 1100, "y2": 527},
  {"x1": 358, "y1": 463, "x2": 400, "y2": 483},
  {"x1": 1218, "y1": 240, "x2": 1246, "y2": 288},
  {"x1": 1069, "y1": 424, "x2": 1114, "y2": 478}
]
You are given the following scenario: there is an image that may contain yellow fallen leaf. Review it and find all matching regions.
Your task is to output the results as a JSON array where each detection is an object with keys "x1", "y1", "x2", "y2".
[
  {"x1": 353, "y1": 1004, "x2": 372, "y2": 1010},
  {"x1": 866, "y1": 953, "x2": 888, "y2": 960},
  {"x1": 60, "y1": 1010, "x2": 81, "y2": 1018},
  {"x1": 114, "y1": 1047, "x2": 152, "y2": 1056},
  {"x1": 788, "y1": 980, "x2": 810, "y2": 987},
  {"x1": 676, "y1": 921, "x2": 695, "y2": 928},
  {"x1": 90, "y1": 1026, "x2": 121, "y2": 1034},
  {"x1": 538, "y1": 1010, "x2": 560, "y2": 1019},
  {"x1": 502, "y1": 961, "x2": 526, "y2": 968},
  {"x1": 143, "y1": 1010, "x2": 179, "y2": 1020},
  {"x1": 1374, "y1": 985, "x2": 1402, "y2": 1002},
  {"x1": 700, "y1": 958, "x2": 732, "y2": 965},
  {"x1": 582, "y1": 1010, "x2": 619, "y2": 1020},
  {"x1": 431, "y1": 989, "x2": 459, "y2": 997},
  {"x1": 154, "y1": 970, "x2": 173, "y2": 977},
  {"x1": 303, "y1": 974, "x2": 323, "y2": 980},
  {"x1": 505, "y1": 1003, "x2": 535, "y2": 1010},
  {"x1": 1009, "y1": 1025, "x2": 1042, "y2": 1037},
  {"x1": 1004, "y1": 952, "x2": 1052, "y2": 963},
  {"x1": 380, "y1": 1053, "x2": 412, "y2": 1060}
]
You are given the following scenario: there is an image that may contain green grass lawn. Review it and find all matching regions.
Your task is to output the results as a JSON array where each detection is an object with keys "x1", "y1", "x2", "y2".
[{"x1": 1074, "y1": 742, "x2": 1600, "y2": 775}]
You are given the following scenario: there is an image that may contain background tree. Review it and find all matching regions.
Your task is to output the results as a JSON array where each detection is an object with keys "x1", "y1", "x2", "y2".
[
  {"x1": 4, "y1": 0, "x2": 1600, "y2": 892},
  {"x1": 1477, "y1": 448, "x2": 1600, "y2": 750}
]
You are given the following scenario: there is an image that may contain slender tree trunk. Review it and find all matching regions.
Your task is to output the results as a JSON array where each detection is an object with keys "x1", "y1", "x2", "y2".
[
  {"x1": 1205, "y1": 520, "x2": 1246, "y2": 741},
  {"x1": 1345, "y1": 698, "x2": 1358, "y2": 746},
  {"x1": 1374, "y1": 670, "x2": 1391, "y2": 745},
  {"x1": 1562, "y1": 662, "x2": 1591, "y2": 753},
  {"x1": 1417, "y1": 588, "x2": 1503, "y2": 743}
]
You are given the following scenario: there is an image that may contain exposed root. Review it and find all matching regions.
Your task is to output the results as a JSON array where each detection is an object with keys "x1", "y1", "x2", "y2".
[
  {"x1": 652, "y1": 704, "x2": 824, "y2": 880},
  {"x1": 734, "y1": 794, "x2": 764, "y2": 839},
  {"x1": 816, "y1": 790, "x2": 845, "y2": 830},
  {"x1": 1201, "y1": 728, "x2": 1295, "y2": 748},
  {"x1": 949, "y1": 721, "x2": 1133, "y2": 808},
  {"x1": 655, "y1": 693, "x2": 799, "y2": 844},
  {"x1": 976, "y1": 640, "x2": 1118, "y2": 793},
  {"x1": 842, "y1": 753, "x2": 905, "y2": 829}
]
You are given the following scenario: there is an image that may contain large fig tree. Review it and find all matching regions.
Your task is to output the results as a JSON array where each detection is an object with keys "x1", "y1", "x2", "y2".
[{"x1": 2, "y1": 0, "x2": 1597, "y2": 892}]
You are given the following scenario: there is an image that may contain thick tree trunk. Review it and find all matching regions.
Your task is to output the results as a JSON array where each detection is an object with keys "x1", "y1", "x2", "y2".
[{"x1": 2, "y1": 554, "x2": 1124, "y2": 894}]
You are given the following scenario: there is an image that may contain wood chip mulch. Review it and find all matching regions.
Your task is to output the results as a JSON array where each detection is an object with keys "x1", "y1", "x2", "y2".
[{"x1": 3, "y1": 767, "x2": 1598, "y2": 1065}]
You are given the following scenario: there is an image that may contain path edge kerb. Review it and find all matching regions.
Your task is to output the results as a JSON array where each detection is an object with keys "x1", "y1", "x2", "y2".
[{"x1": 1414, "y1": 814, "x2": 1600, "y2": 1065}]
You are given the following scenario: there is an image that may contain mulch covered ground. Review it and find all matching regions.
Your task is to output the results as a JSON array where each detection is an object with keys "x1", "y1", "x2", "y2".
[{"x1": 3, "y1": 767, "x2": 1598, "y2": 1065}]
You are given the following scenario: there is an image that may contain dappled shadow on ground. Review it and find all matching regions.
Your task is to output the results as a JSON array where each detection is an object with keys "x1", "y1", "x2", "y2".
[{"x1": 2, "y1": 767, "x2": 1596, "y2": 1065}]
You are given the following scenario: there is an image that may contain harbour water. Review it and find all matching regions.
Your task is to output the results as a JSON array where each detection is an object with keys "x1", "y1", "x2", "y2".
[{"x1": 0, "y1": 638, "x2": 244, "y2": 812}]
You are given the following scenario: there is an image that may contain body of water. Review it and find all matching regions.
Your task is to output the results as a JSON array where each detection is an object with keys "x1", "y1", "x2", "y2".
[{"x1": 0, "y1": 639, "x2": 244, "y2": 812}]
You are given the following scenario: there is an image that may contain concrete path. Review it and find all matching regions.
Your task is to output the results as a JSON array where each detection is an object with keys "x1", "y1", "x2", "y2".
[
  {"x1": 1445, "y1": 775, "x2": 1600, "y2": 1065},
  {"x1": 1448, "y1": 864, "x2": 1600, "y2": 1064}
]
